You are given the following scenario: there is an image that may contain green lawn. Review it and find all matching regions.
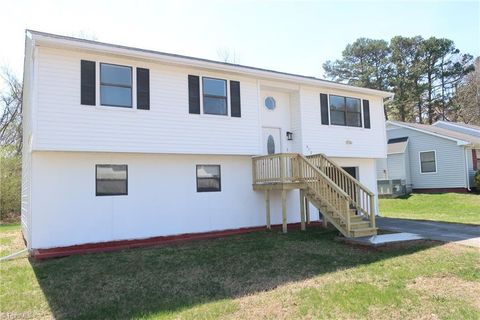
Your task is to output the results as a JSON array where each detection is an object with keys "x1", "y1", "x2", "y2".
[
  {"x1": 379, "y1": 193, "x2": 480, "y2": 225},
  {"x1": 1, "y1": 224, "x2": 479, "y2": 319}
]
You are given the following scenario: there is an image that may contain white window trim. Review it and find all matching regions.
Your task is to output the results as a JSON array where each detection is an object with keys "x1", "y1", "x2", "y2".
[
  {"x1": 93, "y1": 61, "x2": 138, "y2": 112},
  {"x1": 419, "y1": 150, "x2": 438, "y2": 174},
  {"x1": 200, "y1": 76, "x2": 230, "y2": 117},
  {"x1": 327, "y1": 93, "x2": 367, "y2": 130}
]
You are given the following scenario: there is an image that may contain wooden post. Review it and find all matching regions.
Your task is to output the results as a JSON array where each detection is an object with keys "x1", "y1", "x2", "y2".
[
  {"x1": 282, "y1": 189, "x2": 287, "y2": 233},
  {"x1": 305, "y1": 197, "x2": 310, "y2": 224},
  {"x1": 370, "y1": 195, "x2": 376, "y2": 229},
  {"x1": 280, "y1": 155, "x2": 285, "y2": 183},
  {"x1": 265, "y1": 190, "x2": 271, "y2": 229},
  {"x1": 300, "y1": 190, "x2": 306, "y2": 231}
]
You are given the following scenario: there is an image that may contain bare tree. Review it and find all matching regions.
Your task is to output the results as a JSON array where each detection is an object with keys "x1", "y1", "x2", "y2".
[
  {"x1": 451, "y1": 57, "x2": 480, "y2": 125},
  {"x1": 0, "y1": 67, "x2": 23, "y2": 155},
  {"x1": 217, "y1": 47, "x2": 240, "y2": 64},
  {"x1": 70, "y1": 30, "x2": 98, "y2": 41}
]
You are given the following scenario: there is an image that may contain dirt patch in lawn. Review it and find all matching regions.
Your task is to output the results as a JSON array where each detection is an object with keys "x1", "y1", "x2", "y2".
[{"x1": 408, "y1": 275, "x2": 480, "y2": 309}]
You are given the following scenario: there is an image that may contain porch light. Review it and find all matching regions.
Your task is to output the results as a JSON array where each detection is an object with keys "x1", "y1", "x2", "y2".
[{"x1": 286, "y1": 131, "x2": 293, "y2": 141}]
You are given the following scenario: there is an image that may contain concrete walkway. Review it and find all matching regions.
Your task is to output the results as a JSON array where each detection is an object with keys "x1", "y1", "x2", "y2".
[{"x1": 377, "y1": 217, "x2": 480, "y2": 248}]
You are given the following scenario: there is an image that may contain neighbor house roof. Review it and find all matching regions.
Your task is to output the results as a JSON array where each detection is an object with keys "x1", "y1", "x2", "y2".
[
  {"x1": 387, "y1": 121, "x2": 480, "y2": 147},
  {"x1": 26, "y1": 29, "x2": 394, "y2": 98},
  {"x1": 437, "y1": 122, "x2": 480, "y2": 131},
  {"x1": 387, "y1": 137, "x2": 408, "y2": 154},
  {"x1": 433, "y1": 121, "x2": 480, "y2": 137}
]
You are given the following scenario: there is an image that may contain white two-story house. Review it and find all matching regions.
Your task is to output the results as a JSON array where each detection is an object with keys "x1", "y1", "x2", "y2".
[{"x1": 22, "y1": 30, "x2": 393, "y2": 257}]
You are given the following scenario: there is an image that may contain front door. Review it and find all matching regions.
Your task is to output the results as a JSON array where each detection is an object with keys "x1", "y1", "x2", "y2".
[{"x1": 262, "y1": 127, "x2": 281, "y2": 155}]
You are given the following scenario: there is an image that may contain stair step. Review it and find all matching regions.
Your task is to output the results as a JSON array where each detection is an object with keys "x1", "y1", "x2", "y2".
[
  {"x1": 351, "y1": 227, "x2": 377, "y2": 238},
  {"x1": 350, "y1": 216, "x2": 364, "y2": 222},
  {"x1": 349, "y1": 221, "x2": 370, "y2": 229}
]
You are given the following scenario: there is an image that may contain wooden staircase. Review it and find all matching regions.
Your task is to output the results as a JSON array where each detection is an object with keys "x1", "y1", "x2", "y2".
[{"x1": 252, "y1": 153, "x2": 377, "y2": 238}]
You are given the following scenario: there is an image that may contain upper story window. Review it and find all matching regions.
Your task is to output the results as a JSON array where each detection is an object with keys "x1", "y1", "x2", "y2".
[
  {"x1": 100, "y1": 63, "x2": 132, "y2": 108},
  {"x1": 329, "y1": 95, "x2": 362, "y2": 127},
  {"x1": 202, "y1": 77, "x2": 227, "y2": 115},
  {"x1": 419, "y1": 151, "x2": 437, "y2": 173}
]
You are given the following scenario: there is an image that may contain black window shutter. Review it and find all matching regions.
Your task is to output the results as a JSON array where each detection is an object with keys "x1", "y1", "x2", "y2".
[
  {"x1": 363, "y1": 99, "x2": 371, "y2": 129},
  {"x1": 230, "y1": 80, "x2": 241, "y2": 117},
  {"x1": 188, "y1": 75, "x2": 200, "y2": 114},
  {"x1": 136, "y1": 68, "x2": 150, "y2": 110},
  {"x1": 320, "y1": 93, "x2": 329, "y2": 125},
  {"x1": 81, "y1": 60, "x2": 96, "y2": 105}
]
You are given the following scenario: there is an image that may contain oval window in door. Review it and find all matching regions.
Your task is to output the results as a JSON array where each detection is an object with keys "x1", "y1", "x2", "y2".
[{"x1": 267, "y1": 135, "x2": 275, "y2": 155}]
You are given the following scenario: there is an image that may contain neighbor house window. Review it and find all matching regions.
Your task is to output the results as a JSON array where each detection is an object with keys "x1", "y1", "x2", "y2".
[
  {"x1": 420, "y1": 151, "x2": 437, "y2": 173},
  {"x1": 96, "y1": 164, "x2": 128, "y2": 196},
  {"x1": 329, "y1": 95, "x2": 362, "y2": 127},
  {"x1": 203, "y1": 77, "x2": 227, "y2": 115},
  {"x1": 100, "y1": 63, "x2": 132, "y2": 108},
  {"x1": 196, "y1": 165, "x2": 221, "y2": 192}
]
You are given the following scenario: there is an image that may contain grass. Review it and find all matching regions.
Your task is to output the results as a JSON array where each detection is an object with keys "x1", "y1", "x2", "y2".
[
  {"x1": 1, "y1": 224, "x2": 479, "y2": 319},
  {"x1": 379, "y1": 193, "x2": 480, "y2": 225}
]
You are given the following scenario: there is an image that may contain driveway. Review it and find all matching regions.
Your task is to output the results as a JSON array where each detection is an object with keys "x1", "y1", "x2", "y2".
[{"x1": 377, "y1": 217, "x2": 480, "y2": 248}]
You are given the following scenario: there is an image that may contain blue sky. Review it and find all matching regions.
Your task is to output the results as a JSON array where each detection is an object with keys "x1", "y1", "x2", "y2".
[{"x1": 1, "y1": 0, "x2": 479, "y2": 79}]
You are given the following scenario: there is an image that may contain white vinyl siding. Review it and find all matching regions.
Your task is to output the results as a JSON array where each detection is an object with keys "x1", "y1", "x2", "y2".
[
  {"x1": 387, "y1": 153, "x2": 406, "y2": 179},
  {"x1": 300, "y1": 87, "x2": 387, "y2": 158},
  {"x1": 34, "y1": 47, "x2": 260, "y2": 155}
]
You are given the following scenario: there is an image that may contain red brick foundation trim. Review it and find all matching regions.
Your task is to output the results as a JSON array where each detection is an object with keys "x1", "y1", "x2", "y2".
[
  {"x1": 412, "y1": 187, "x2": 469, "y2": 194},
  {"x1": 32, "y1": 221, "x2": 323, "y2": 260}
]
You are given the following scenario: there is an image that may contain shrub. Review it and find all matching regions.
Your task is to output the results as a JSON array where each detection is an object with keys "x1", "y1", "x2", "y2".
[
  {"x1": 0, "y1": 146, "x2": 21, "y2": 223},
  {"x1": 475, "y1": 169, "x2": 480, "y2": 189}
]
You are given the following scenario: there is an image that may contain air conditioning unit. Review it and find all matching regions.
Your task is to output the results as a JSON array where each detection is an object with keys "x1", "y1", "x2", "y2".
[
  {"x1": 377, "y1": 179, "x2": 408, "y2": 197},
  {"x1": 391, "y1": 179, "x2": 407, "y2": 196}
]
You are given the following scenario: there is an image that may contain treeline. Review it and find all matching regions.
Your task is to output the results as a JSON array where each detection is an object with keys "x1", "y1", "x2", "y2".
[
  {"x1": 0, "y1": 69, "x2": 22, "y2": 222},
  {"x1": 323, "y1": 36, "x2": 479, "y2": 124}
]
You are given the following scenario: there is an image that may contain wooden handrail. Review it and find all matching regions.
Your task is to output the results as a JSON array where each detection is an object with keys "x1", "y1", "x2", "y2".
[
  {"x1": 306, "y1": 153, "x2": 375, "y2": 226},
  {"x1": 306, "y1": 154, "x2": 373, "y2": 196},
  {"x1": 296, "y1": 155, "x2": 351, "y2": 232},
  {"x1": 252, "y1": 153, "x2": 376, "y2": 235}
]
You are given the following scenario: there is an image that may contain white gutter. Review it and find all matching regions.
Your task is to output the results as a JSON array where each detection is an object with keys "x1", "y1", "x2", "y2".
[{"x1": 465, "y1": 147, "x2": 471, "y2": 191}]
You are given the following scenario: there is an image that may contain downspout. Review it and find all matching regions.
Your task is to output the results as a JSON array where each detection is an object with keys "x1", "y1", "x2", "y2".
[{"x1": 464, "y1": 147, "x2": 471, "y2": 191}]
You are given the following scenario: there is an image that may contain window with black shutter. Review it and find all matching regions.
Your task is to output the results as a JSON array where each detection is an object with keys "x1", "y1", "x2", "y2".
[
  {"x1": 329, "y1": 95, "x2": 362, "y2": 127},
  {"x1": 100, "y1": 63, "x2": 132, "y2": 108},
  {"x1": 320, "y1": 93, "x2": 329, "y2": 125},
  {"x1": 188, "y1": 75, "x2": 200, "y2": 114},
  {"x1": 363, "y1": 99, "x2": 371, "y2": 129},
  {"x1": 81, "y1": 60, "x2": 96, "y2": 105},
  {"x1": 230, "y1": 80, "x2": 241, "y2": 117},
  {"x1": 136, "y1": 68, "x2": 150, "y2": 110}
]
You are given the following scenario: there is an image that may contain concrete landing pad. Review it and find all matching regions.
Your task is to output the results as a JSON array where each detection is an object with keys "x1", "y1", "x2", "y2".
[{"x1": 338, "y1": 232, "x2": 424, "y2": 247}]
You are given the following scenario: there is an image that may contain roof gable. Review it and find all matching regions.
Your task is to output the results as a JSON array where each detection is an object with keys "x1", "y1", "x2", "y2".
[{"x1": 387, "y1": 121, "x2": 480, "y2": 147}]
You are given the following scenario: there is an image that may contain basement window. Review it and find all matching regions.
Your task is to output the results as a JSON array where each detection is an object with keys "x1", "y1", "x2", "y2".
[
  {"x1": 196, "y1": 165, "x2": 221, "y2": 192},
  {"x1": 96, "y1": 164, "x2": 128, "y2": 196}
]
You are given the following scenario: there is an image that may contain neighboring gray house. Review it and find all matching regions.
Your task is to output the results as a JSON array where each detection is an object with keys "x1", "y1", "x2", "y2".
[{"x1": 377, "y1": 121, "x2": 480, "y2": 194}]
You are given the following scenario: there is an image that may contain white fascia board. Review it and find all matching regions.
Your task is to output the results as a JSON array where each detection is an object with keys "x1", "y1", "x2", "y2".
[
  {"x1": 28, "y1": 30, "x2": 393, "y2": 99},
  {"x1": 386, "y1": 121, "x2": 470, "y2": 146}
]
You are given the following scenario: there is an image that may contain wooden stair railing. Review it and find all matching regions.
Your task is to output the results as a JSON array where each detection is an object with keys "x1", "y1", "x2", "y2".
[
  {"x1": 252, "y1": 153, "x2": 377, "y2": 237},
  {"x1": 306, "y1": 154, "x2": 376, "y2": 229},
  {"x1": 296, "y1": 155, "x2": 352, "y2": 236}
]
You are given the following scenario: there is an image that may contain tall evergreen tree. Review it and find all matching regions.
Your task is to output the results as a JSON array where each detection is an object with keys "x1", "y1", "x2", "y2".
[{"x1": 323, "y1": 38, "x2": 391, "y2": 118}]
